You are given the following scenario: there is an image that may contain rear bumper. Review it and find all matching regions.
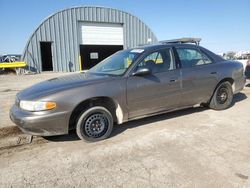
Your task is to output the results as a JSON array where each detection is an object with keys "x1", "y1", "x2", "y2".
[
  {"x1": 10, "y1": 105, "x2": 70, "y2": 136},
  {"x1": 234, "y1": 76, "x2": 246, "y2": 94}
]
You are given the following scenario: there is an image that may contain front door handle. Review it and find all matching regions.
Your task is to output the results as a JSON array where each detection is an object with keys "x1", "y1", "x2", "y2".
[{"x1": 210, "y1": 71, "x2": 217, "y2": 75}]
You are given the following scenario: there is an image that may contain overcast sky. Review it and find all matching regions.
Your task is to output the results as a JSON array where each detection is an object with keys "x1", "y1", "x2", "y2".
[{"x1": 0, "y1": 0, "x2": 249, "y2": 54}]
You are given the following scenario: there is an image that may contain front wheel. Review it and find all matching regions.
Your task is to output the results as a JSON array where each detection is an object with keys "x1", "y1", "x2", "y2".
[
  {"x1": 76, "y1": 106, "x2": 113, "y2": 142},
  {"x1": 209, "y1": 81, "x2": 233, "y2": 110}
]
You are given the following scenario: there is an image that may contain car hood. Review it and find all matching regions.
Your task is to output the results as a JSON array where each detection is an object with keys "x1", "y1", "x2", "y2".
[{"x1": 17, "y1": 72, "x2": 115, "y2": 100}]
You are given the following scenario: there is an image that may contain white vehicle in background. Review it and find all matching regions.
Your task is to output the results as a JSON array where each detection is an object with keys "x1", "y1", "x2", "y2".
[
  {"x1": 217, "y1": 51, "x2": 250, "y2": 72},
  {"x1": 0, "y1": 54, "x2": 21, "y2": 62},
  {"x1": 237, "y1": 59, "x2": 248, "y2": 71}
]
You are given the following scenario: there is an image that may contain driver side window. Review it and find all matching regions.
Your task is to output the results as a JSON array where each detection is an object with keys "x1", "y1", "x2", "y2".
[{"x1": 137, "y1": 48, "x2": 174, "y2": 74}]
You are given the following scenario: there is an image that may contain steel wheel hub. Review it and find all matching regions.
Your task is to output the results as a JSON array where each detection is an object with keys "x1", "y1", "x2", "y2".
[
  {"x1": 217, "y1": 87, "x2": 228, "y2": 104},
  {"x1": 84, "y1": 113, "x2": 108, "y2": 138}
]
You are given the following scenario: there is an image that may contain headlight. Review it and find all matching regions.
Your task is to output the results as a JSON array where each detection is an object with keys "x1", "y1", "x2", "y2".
[{"x1": 19, "y1": 101, "x2": 56, "y2": 111}]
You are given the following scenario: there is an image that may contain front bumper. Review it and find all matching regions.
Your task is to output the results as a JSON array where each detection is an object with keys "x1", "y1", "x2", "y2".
[{"x1": 10, "y1": 105, "x2": 70, "y2": 136}]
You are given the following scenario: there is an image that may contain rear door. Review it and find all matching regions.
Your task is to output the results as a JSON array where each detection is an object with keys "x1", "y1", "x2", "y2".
[
  {"x1": 126, "y1": 48, "x2": 181, "y2": 119},
  {"x1": 175, "y1": 47, "x2": 218, "y2": 106}
]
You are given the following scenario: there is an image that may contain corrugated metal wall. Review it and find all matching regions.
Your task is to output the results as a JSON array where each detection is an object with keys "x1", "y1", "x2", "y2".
[{"x1": 22, "y1": 6, "x2": 158, "y2": 72}]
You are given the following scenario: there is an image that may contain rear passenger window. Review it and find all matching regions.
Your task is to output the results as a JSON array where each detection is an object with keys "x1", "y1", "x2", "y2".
[
  {"x1": 176, "y1": 48, "x2": 212, "y2": 68},
  {"x1": 202, "y1": 53, "x2": 213, "y2": 65}
]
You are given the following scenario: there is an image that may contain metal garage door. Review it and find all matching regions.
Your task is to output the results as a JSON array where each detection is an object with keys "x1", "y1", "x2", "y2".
[{"x1": 79, "y1": 23, "x2": 124, "y2": 45}]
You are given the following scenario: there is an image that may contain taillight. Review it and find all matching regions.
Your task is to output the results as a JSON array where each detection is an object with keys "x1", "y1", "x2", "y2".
[{"x1": 247, "y1": 60, "x2": 250, "y2": 66}]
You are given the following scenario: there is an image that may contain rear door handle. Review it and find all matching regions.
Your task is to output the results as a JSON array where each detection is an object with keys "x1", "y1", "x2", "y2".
[{"x1": 210, "y1": 71, "x2": 217, "y2": 75}]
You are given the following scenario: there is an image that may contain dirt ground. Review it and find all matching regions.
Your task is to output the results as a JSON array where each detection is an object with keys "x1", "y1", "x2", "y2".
[{"x1": 0, "y1": 73, "x2": 250, "y2": 187}]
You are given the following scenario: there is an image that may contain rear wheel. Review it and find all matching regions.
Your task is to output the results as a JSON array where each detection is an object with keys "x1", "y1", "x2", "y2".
[
  {"x1": 209, "y1": 81, "x2": 233, "y2": 110},
  {"x1": 76, "y1": 106, "x2": 113, "y2": 142}
]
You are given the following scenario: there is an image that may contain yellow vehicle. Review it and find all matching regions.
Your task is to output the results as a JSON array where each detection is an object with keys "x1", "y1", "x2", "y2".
[
  {"x1": 0, "y1": 61, "x2": 27, "y2": 68},
  {"x1": 0, "y1": 62, "x2": 27, "y2": 75}
]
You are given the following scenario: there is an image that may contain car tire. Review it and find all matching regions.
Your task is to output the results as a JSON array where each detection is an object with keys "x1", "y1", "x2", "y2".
[
  {"x1": 209, "y1": 81, "x2": 233, "y2": 110},
  {"x1": 76, "y1": 106, "x2": 113, "y2": 142}
]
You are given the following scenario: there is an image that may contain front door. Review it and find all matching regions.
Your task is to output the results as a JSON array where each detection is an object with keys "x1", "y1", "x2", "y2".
[{"x1": 126, "y1": 48, "x2": 181, "y2": 119}]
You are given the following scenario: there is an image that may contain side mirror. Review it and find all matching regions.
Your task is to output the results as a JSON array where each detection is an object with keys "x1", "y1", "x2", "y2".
[{"x1": 132, "y1": 68, "x2": 151, "y2": 76}]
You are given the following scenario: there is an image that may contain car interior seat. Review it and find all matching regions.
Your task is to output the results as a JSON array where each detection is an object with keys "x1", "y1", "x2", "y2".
[{"x1": 144, "y1": 60, "x2": 156, "y2": 72}]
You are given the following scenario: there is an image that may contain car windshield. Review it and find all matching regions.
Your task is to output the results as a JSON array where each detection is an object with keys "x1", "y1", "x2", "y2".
[{"x1": 88, "y1": 49, "x2": 143, "y2": 76}]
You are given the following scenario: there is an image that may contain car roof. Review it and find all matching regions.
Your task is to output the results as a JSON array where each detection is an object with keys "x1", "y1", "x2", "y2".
[{"x1": 131, "y1": 43, "x2": 224, "y2": 62}]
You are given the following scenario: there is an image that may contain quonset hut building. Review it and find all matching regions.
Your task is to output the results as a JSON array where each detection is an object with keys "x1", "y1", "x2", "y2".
[{"x1": 22, "y1": 6, "x2": 158, "y2": 72}]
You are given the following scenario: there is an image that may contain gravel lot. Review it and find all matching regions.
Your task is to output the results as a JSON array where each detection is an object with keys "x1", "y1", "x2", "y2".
[{"x1": 0, "y1": 73, "x2": 250, "y2": 187}]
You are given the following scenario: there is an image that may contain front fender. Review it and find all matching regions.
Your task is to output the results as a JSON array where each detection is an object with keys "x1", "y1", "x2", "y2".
[{"x1": 42, "y1": 78, "x2": 128, "y2": 125}]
